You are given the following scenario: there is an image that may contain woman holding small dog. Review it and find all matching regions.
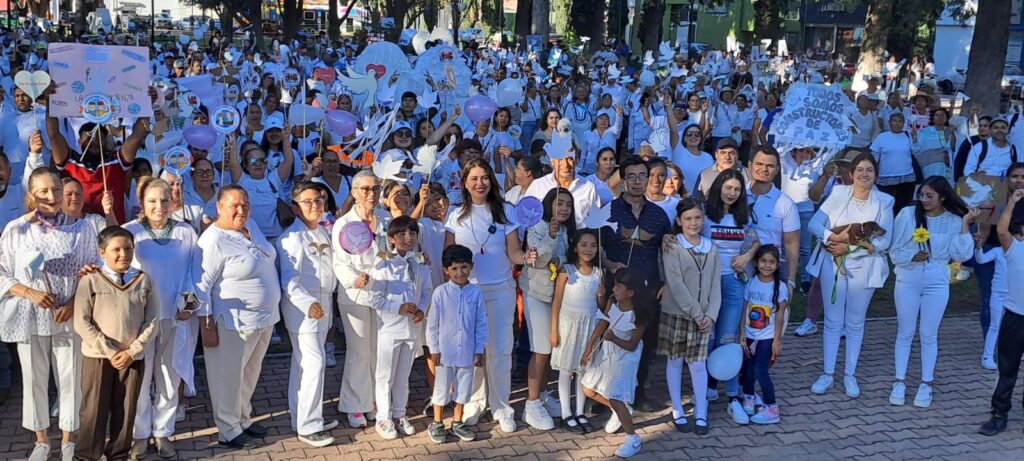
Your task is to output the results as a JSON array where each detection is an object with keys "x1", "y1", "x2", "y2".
[
  {"x1": 806, "y1": 153, "x2": 894, "y2": 399},
  {"x1": 888, "y1": 177, "x2": 976, "y2": 408}
]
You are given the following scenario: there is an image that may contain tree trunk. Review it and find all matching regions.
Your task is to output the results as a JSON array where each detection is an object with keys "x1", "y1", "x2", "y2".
[
  {"x1": 570, "y1": 0, "x2": 607, "y2": 44},
  {"x1": 532, "y1": 0, "x2": 550, "y2": 38},
  {"x1": 640, "y1": 0, "x2": 665, "y2": 53},
  {"x1": 964, "y1": 0, "x2": 1012, "y2": 114},
  {"x1": 221, "y1": 4, "x2": 235, "y2": 42},
  {"x1": 885, "y1": 0, "x2": 926, "y2": 62},
  {"x1": 515, "y1": 0, "x2": 532, "y2": 38},
  {"x1": 238, "y1": 0, "x2": 264, "y2": 50},
  {"x1": 282, "y1": 0, "x2": 304, "y2": 42},
  {"x1": 328, "y1": 0, "x2": 340, "y2": 40},
  {"x1": 753, "y1": 0, "x2": 783, "y2": 42},
  {"x1": 853, "y1": 0, "x2": 894, "y2": 91}
]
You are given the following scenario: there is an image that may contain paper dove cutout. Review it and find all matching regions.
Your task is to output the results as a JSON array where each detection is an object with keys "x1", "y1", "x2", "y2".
[
  {"x1": 658, "y1": 42, "x2": 674, "y2": 67},
  {"x1": 412, "y1": 144, "x2": 439, "y2": 176},
  {"x1": 418, "y1": 87, "x2": 438, "y2": 110},
  {"x1": 643, "y1": 50, "x2": 655, "y2": 68},
  {"x1": 373, "y1": 149, "x2": 406, "y2": 182},
  {"x1": 544, "y1": 129, "x2": 574, "y2": 161},
  {"x1": 337, "y1": 69, "x2": 379, "y2": 110},
  {"x1": 582, "y1": 203, "x2": 618, "y2": 232}
]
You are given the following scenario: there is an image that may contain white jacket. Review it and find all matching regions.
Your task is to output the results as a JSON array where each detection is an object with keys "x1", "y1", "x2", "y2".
[
  {"x1": 369, "y1": 250, "x2": 432, "y2": 341},
  {"x1": 331, "y1": 207, "x2": 390, "y2": 306},
  {"x1": 277, "y1": 220, "x2": 336, "y2": 334},
  {"x1": 805, "y1": 185, "x2": 895, "y2": 289}
]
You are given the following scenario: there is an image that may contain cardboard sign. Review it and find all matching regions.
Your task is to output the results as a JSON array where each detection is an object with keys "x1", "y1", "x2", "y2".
[
  {"x1": 314, "y1": 67, "x2": 336, "y2": 86},
  {"x1": 957, "y1": 173, "x2": 1007, "y2": 225},
  {"x1": 48, "y1": 43, "x2": 153, "y2": 119},
  {"x1": 768, "y1": 83, "x2": 853, "y2": 152}
]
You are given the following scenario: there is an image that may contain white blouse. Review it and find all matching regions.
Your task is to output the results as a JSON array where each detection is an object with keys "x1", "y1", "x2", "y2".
[
  {"x1": 276, "y1": 220, "x2": 336, "y2": 334},
  {"x1": 889, "y1": 208, "x2": 973, "y2": 277},
  {"x1": 445, "y1": 203, "x2": 519, "y2": 285},
  {"x1": 124, "y1": 220, "x2": 199, "y2": 320}
]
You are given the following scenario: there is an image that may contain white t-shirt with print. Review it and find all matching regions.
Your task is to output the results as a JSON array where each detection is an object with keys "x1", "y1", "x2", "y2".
[{"x1": 744, "y1": 276, "x2": 788, "y2": 340}]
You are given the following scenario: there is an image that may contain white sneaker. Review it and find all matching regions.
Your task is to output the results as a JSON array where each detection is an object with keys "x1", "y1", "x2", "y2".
[
  {"x1": 61, "y1": 442, "x2": 75, "y2": 461},
  {"x1": 28, "y1": 443, "x2": 49, "y2": 461},
  {"x1": 375, "y1": 419, "x2": 398, "y2": 440},
  {"x1": 728, "y1": 399, "x2": 750, "y2": 425},
  {"x1": 298, "y1": 430, "x2": 335, "y2": 447},
  {"x1": 394, "y1": 417, "x2": 416, "y2": 436},
  {"x1": 982, "y1": 357, "x2": 997, "y2": 370},
  {"x1": 706, "y1": 388, "x2": 720, "y2": 401},
  {"x1": 325, "y1": 342, "x2": 337, "y2": 368},
  {"x1": 615, "y1": 434, "x2": 642, "y2": 458},
  {"x1": 604, "y1": 405, "x2": 632, "y2": 434},
  {"x1": 497, "y1": 415, "x2": 517, "y2": 433},
  {"x1": 347, "y1": 412, "x2": 368, "y2": 428},
  {"x1": 523, "y1": 399, "x2": 555, "y2": 430},
  {"x1": 794, "y1": 319, "x2": 818, "y2": 337},
  {"x1": 889, "y1": 382, "x2": 906, "y2": 406},
  {"x1": 540, "y1": 391, "x2": 562, "y2": 418},
  {"x1": 913, "y1": 383, "x2": 933, "y2": 408},
  {"x1": 956, "y1": 267, "x2": 972, "y2": 281},
  {"x1": 810, "y1": 374, "x2": 834, "y2": 395},
  {"x1": 844, "y1": 375, "x2": 861, "y2": 398}
]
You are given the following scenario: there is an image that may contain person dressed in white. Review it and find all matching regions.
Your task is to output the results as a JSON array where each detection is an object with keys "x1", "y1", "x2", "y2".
[
  {"x1": 1, "y1": 87, "x2": 49, "y2": 183},
  {"x1": 645, "y1": 158, "x2": 680, "y2": 221},
  {"x1": 192, "y1": 185, "x2": 280, "y2": 449},
  {"x1": 522, "y1": 136, "x2": 598, "y2": 228},
  {"x1": 806, "y1": 153, "x2": 894, "y2": 398},
  {"x1": 666, "y1": 102, "x2": 715, "y2": 195},
  {"x1": 276, "y1": 182, "x2": 338, "y2": 447},
  {"x1": 978, "y1": 240, "x2": 1008, "y2": 370},
  {"x1": 0, "y1": 149, "x2": 34, "y2": 234},
  {"x1": 124, "y1": 178, "x2": 199, "y2": 459},
  {"x1": 228, "y1": 138, "x2": 295, "y2": 240},
  {"x1": 748, "y1": 148, "x2": 802, "y2": 298},
  {"x1": 964, "y1": 118, "x2": 1016, "y2": 177},
  {"x1": 331, "y1": 170, "x2": 390, "y2": 429},
  {"x1": 369, "y1": 216, "x2": 432, "y2": 439},
  {"x1": 0, "y1": 168, "x2": 99, "y2": 461},
  {"x1": 579, "y1": 107, "x2": 623, "y2": 176},
  {"x1": 888, "y1": 177, "x2": 975, "y2": 408},
  {"x1": 444, "y1": 159, "x2": 537, "y2": 433}
]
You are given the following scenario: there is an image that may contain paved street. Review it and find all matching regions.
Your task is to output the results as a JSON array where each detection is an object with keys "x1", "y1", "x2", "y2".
[{"x1": 1, "y1": 314, "x2": 1022, "y2": 460}]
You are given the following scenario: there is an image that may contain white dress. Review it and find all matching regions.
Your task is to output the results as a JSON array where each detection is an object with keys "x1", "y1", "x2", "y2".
[
  {"x1": 580, "y1": 303, "x2": 642, "y2": 403},
  {"x1": 550, "y1": 264, "x2": 602, "y2": 373}
]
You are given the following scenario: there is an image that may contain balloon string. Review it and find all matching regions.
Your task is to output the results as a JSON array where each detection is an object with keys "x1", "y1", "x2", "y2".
[{"x1": 96, "y1": 126, "x2": 109, "y2": 193}]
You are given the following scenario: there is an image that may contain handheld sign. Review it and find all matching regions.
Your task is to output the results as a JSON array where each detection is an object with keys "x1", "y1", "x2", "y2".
[
  {"x1": 14, "y1": 70, "x2": 51, "y2": 100},
  {"x1": 211, "y1": 105, "x2": 240, "y2": 134},
  {"x1": 515, "y1": 196, "x2": 544, "y2": 228},
  {"x1": 80, "y1": 93, "x2": 118, "y2": 124},
  {"x1": 161, "y1": 146, "x2": 193, "y2": 176}
]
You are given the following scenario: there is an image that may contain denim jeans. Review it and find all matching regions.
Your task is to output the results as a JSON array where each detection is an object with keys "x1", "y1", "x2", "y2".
[
  {"x1": 741, "y1": 338, "x2": 776, "y2": 405},
  {"x1": 974, "y1": 251, "x2": 996, "y2": 338},
  {"x1": 798, "y1": 209, "x2": 815, "y2": 283},
  {"x1": 708, "y1": 274, "x2": 744, "y2": 396}
]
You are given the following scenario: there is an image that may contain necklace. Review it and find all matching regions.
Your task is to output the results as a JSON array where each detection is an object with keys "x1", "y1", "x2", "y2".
[
  {"x1": 142, "y1": 219, "x2": 176, "y2": 245},
  {"x1": 35, "y1": 211, "x2": 66, "y2": 229},
  {"x1": 468, "y1": 206, "x2": 496, "y2": 254}
]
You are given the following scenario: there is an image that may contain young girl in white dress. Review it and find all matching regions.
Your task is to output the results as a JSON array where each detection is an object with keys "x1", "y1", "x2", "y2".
[
  {"x1": 580, "y1": 269, "x2": 652, "y2": 458},
  {"x1": 549, "y1": 229, "x2": 605, "y2": 433}
]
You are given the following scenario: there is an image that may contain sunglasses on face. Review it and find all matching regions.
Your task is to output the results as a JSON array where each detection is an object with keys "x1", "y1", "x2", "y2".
[{"x1": 247, "y1": 158, "x2": 268, "y2": 166}]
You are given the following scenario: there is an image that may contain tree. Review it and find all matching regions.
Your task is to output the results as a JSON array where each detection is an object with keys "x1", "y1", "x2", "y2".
[
  {"x1": 515, "y1": 0, "x2": 532, "y2": 38},
  {"x1": 532, "y1": 0, "x2": 551, "y2": 38},
  {"x1": 328, "y1": 0, "x2": 341, "y2": 40},
  {"x1": 753, "y1": 0, "x2": 784, "y2": 42},
  {"x1": 853, "y1": 0, "x2": 894, "y2": 89},
  {"x1": 570, "y1": 0, "x2": 607, "y2": 44},
  {"x1": 639, "y1": 0, "x2": 666, "y2": 53},
  {"x1": 283, "y1": 0, "x2": 305, "y2": 41},
  {"x1": 963, "y1": 0, "x2": 1012, "y2": 114}
]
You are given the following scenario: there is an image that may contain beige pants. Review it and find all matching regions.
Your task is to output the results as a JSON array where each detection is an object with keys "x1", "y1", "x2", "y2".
[
  {"x1": 337, "y1": 303, "x2": 377, "y2": 414},
  {"x1": 204, "y1": 323, "x2": 272, "y2": 441},
  {"x1": 18, "y1": 332, "x2": 81, "y2": 432}
]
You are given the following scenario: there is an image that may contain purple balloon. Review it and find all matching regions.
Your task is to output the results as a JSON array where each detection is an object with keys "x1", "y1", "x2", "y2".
[
  {"x1": 465, "y1": 95, "x2": 498, "y2": 123},
  {"x1": 183, "y1": 124, "x2": 218, "y2": 151},
  {"x1": 338, "y1": 221, "x2": 374, "y2": 254},
  {"x1": 325, "y1": 110, "x2": 358, "y2": 137}
]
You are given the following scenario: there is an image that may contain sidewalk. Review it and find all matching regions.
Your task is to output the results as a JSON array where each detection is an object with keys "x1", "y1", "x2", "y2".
[{"x1": 0, "y1": 315, "x2": 1021, "y2": 460}]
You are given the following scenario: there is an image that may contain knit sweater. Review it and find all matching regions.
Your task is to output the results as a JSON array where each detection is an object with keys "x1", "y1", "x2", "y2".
[
  {"x1": 661, "y1": 238, "x2": 722, "y2": 322},
  {"x1": 74, "y1": 271, "x2": 159, "y2": 360}
]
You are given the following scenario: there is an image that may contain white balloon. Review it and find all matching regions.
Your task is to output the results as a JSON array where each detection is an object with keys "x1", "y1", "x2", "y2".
[
  {"x1": 707, "y1": 343, "x2": 743, "y2": 381},
  {"x1": 496, "y1": 79, "x2": 522, "y2": 108}
]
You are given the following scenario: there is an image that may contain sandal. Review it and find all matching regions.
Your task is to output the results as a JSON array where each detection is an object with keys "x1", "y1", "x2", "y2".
[{"x1": 694, "y1": 418, "x2": 709, "y2": 435}]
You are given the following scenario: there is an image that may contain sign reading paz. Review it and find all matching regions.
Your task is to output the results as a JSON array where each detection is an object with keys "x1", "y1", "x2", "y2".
[
  {"x1": 768, "y1": 83, "x2": 852, "y2": 153},
  {"x1": 48, "y1": 43, "x2": 154, "y2": 119}
]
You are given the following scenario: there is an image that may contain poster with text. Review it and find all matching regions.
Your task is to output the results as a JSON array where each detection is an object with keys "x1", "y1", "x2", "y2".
[{"x1": 48, "y1": 43, "x2": 154, "y2": 119}]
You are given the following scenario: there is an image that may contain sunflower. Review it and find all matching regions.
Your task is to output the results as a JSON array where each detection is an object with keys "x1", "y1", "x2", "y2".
[{"x1": 912, "y1": 227, "x2": 930, "y2": 244}]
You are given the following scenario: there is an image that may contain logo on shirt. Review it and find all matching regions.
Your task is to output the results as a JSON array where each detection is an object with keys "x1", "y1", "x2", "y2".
[
  {"x1": 748, "y1": 304, "x2": 771, "y2": 330},
  {"x1": 709, "y1": 225, "x2": 744, "y2": 242}
]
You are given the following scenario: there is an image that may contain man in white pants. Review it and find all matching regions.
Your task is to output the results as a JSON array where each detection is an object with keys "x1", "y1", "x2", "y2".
[
  {"x1": 332, "y1": 171, "x2": 386, "y2": 429},
  {"x1": 277, "y1": 182, "x2": 339, "y2": 447}
]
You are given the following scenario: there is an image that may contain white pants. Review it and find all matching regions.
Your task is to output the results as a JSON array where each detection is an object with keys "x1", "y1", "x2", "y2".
[
  {"x1": 894, "y1": 274, "x2": 949, "y2": 382},
  {"x1": 205, "y1": 324, "x2": 272, "y2": 441},
  {"x1": 18, "y1": 332, "x2": 82, "y2": 432},
  {"x1": 819, "y1": 262, "x2": 875, "y2": 376},
  {"x1": 337, "y1": 303, "x2": 377, "y2": 414},
  {"x1": 134, "y1": 321, "x2": 181, "y2": 439},
  {"x1": 375, "y1": 337, "x2": 415, "y2": 420},
  {"x1": 983, "y1": 290, "x2": 1008, "y2": 360},
  {"x1": 173, "y1": 317, "x2": 199, "y2": 396},
  {"x1": 433, "y1": 365, "x2": 474, "y2": 406},
  {"x1": 288, "y1": 329, "x2": 329, "y2": 435},
  {"x1": 524, "y1": 295, "x2": 553, "y2": 354},
  {"x1": 464, "y1": 279, "x2": 516, "y2": 421}
]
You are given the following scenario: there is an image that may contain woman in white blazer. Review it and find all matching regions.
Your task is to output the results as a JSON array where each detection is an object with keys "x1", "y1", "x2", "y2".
[
  {"x1": 805, "y1": 153, "x2": 894, "y2": 399},
  {"x1": 277, "y1": 181, "x2": 338, "y2": 447}
]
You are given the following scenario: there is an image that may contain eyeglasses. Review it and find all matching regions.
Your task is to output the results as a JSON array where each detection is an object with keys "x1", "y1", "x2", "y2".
[
  {"x1": 684, "y1": 132, "x2": 702, "y2": 138},
  {"x1": 192, "y1": 170, "x2": 214, "y2": 177},
  {"x1": 355, "y1": 186, "x2": 383, "y2": 194},
  {"x1": 296, "y1": 198, "x2": 326, "y2": 207},
  {"x1": 394, "y1": 131, "x2": 412, "y2": 138},
  {"x1": 625, "y1": 173, "x2": 649, "y2": 183},
  {"x1": 247, "y1": 158, "x2": 268, "y2": 166}
]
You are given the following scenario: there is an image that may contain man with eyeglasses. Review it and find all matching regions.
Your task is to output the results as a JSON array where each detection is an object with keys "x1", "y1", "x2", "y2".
[
  {"x1": 601, "y1": 155, "x2": 673, "y2": 412},
  {"x1": 522, "y1": 132, "x2": 598, "y2": 228},
  {"x1": 748, "y1": 147, "x2": 802, "y2": 300},
  {"x1": 693, "y1": 137, "x2": 752, "y2": 202}
]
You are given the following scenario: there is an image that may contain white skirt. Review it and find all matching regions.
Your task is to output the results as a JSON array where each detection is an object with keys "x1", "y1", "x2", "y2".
[
  {"x1": 550, "y1": 310, "x2": 599, "y2": 373},
  {"x1": 580, "y1": 340, "x2": 642, "y2": 404}
]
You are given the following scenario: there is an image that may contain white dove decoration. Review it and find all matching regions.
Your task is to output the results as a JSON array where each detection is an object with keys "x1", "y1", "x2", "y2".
[
  {"x1": 412, "y1": 144, "x2": 439, "y2": 176},
  {"x1": 643, "y1": 50, "x2": 655, "y2": 68},
  {"x1": 418, "y1": 87, "x2": 439, "y2": 110},
  {"x1": 373, "y1": 150, "x2": 406, "y2": 183},
  {"x1": 582, "y1": 203, "x2": 617, "y2": 232},
  {"x1": 658, "y1": 41, "x2": 674, "y2": 67},
  {"x1": 337, "y1": 68, "x2": 379, "y2": 111},
  {"x1": 962, "y1": 176, "x2": 995, "y2": 207}
]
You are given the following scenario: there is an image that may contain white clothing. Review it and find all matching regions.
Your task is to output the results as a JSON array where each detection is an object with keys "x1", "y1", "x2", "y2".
[
  {"x1": 375, "y1": 338, "x2": 415, "y2": 420},
  {"x1": 522, "y1": 173, "x2": 599, "y2": 229},
  {"x1": 748, "y1": 184, "x2": 801, "y2": 248},
  {"x1": 288, "y1": 329, "x2": 330, "y2": 435},
  {"x1": 192, "y1": 221, "x2": 281, "y2": 331},
  {"x1": 432, "y1": 365, "x2": 475, "y2": 406},
  {"x1": 979, "y1": 247, "x2": 1008, "y2": 360},
  {"x1": 702, "y1": 213, "x2": 749, "y2": 276},
  {"x1": 648, "y1": 194, "x2": 680, "y2": 223},
  {"x1": 237, "y1": 174, "x2": 284, "y2": 238},
  {"x1": 964, "y1": 139, "x2": 1015, "y2": 177},
  {"x1": 848, "y1": 110, "x2": 881, "y2": 148},
  {"x1": 124, "y1": 221, "x2": 198, "y2": 320},
  {"x1": 780, "y1": 153, "x2": 821, "y2": 213},
  {"x1": 331, "y1": 207, "x2": 390, "y2": 306},
  {"x1": 133, "y1": 321, "x2": 181, "y2": 439},
  {"x1": 463, "y1": 279, "x2": 516, "y2": 421},
  {"x1": 18, "y1": 332, "x2": 82, "y2": 432},
  {"x1": 337, "y1": 302, "x2": 377, "y2": 414},
  {"x1": 312, "y1": 175, "x2": 351, "y2": 210},
  {"x1": 369, "y1": 252, "x2": 432, "y2": 340},
  {"x1": 889, "y1": 208, "x2": 973, "y2": 277},
  {"x1": 276, "y1": 221, "x2": 336, "y2": 334},
  {"x1": 744, "y1": 277, "x2": 788, "y2": 341},
  {"x1": 205, "y1": 323, "x2": 272, "y2": 441},
  {"x1": 710, "y1": 103, "x2": 739, "y2": 138},
  {"x1": 427, "y1": 281, "x2": 488, "y2": 368},
  {"x1": 805, "y1": 186, "x2": 895, "y2": 289},
  {"x1": 419, "y1": 218, "x2": 447, "y2": 292},
  {"x1": 444, "y1": 203, "x2": 519, "y2": 285},
  {"x1": 1003, "y1": 240, "x2": 1024, "y2": 316},
  {"x1": 671, "y1": 148, "x2": 714, "y2": 195}
]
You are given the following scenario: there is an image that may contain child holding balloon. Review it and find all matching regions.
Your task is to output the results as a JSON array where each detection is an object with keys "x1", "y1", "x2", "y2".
[{"x1": 738, "y1": 245, "x2": 789, "y2": 425}]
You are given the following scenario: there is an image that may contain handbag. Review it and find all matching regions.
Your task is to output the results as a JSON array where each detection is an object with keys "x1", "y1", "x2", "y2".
[{"x1": 268, "y1": 180, "x2": 296, "y2": 228}]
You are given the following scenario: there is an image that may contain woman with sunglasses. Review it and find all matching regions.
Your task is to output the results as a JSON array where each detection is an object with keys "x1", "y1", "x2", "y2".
[
  {"x1": 666, "y1": 96, "x2": 714, "y2": 195},
  {"x1": 701, "y1": 169, "x2": 760, "y2": 424},
  {"x1": 229, "y1": 133, "x2": 294, "y2": 241},
  {"x1": 185, "y1": 158, "x2": 219, "y2": 231}
]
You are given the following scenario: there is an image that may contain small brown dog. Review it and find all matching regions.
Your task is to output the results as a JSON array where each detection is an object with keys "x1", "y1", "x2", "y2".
[{"x1": 830, "y1": 221, "x2": 886, "y2": 273}]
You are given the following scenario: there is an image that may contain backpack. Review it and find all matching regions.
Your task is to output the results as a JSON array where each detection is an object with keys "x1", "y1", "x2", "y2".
[{"x1": 976, "y1": 140, "x2": 1018, "y2": 167}]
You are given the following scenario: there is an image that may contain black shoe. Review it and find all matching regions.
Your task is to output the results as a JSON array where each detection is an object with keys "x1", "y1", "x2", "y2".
[
  {"x1": 694, "y1": 418, "x2": 709, "y2": 435},
  {"x1": 633, "y1": 396, "x2": 662, "y2": 413},
  {"x1": 0, "y1": 388, "x2": 10, "y2": 406},
  {"x1": 243, "y1": 423, "x2": 268, "y2": 438},
  {"x1": 561, "y1": 417, "x2": 586, "y2": 434},
  {"x1": 673, "y1": 417, "x2": 692, "y2": 433},
  {"x1": 979, "y1": 414, "x2": 1008, "y2": 436},
  {"x1": 219, "y1": 433, "x2": 262, "y2": 449}
]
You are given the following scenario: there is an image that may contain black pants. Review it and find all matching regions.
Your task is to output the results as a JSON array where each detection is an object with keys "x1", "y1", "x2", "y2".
[
  {"x1": 992, "y1": 310, "x2": 1024, "y2": 415},
  {"x1": 878, "y1": 181, "x2": 916, "y2": 215},
  {"x1": 635, "y1": 281, "x2": 663, "y2": 401}
]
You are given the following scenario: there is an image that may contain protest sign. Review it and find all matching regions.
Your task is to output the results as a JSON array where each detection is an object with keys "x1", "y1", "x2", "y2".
[
  {"x1": 48, "y1": 43, "x2": 153, "y2": 119},
  {"x1": 957, "y1": 173, "x2": 1007, "y2": 225},
  {"x1": 768, "y1": 83, "x2": 852, "y2": 160}
]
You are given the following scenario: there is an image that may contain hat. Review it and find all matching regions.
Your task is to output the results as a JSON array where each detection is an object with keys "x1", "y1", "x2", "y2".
[
  {"x1": 716, "y1": 137, "x2": 739, "y2": 151},
  {"x1": 18, "y1": 38, "x2": 30, "y2": 47},
  {"x1": 596, "y1": 108, "x2": 614, "y2": 120},
  {"x1": 173, "y1": 59, "x2": 186, "y2": 68},
  {"x1": 833, "y1": 148, "x2": 864, "y2": 163},
  {"x1": 390, "y1": 121, "x2": 414, "y2": 135},
  {"x1": 264, "y1": 113, "x2": 285, "y2": 130},
  {"x1": 719, "y1": 87, "x2": 735, "y2": 98},
  {"x1": 36, "y1": 42, "x2": 47, "y2": 50}
]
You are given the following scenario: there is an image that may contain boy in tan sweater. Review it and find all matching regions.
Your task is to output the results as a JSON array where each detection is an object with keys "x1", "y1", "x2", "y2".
[{"x1": 74, "y1": 226, "x2": 159, "y2": 461}]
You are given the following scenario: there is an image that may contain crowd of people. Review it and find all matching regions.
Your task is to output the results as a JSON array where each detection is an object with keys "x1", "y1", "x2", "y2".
[{"x1": 1, "y1": 18, "x2": 1024, "y2": 461}]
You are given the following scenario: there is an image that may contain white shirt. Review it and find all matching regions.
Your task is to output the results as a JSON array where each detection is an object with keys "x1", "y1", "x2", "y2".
[
  {"x1": 1002, "y1": 240, "x2": 1024, "y2": 316},
  {"x1": 870, "y1": 131, "x2": 915, "y2": 179},
  {"x1": 702, "y1": 213, "x2": 749, "y2": 276},
  {"x1": 964, "y1": 139, "x2": 1014, "y2": 177},
  {"x1": 426, "y1": 281, "x2": 488, "y2": 368},
  {"x1": 710, "y1": 102, "x2": 739, "y2": 138},
  {"x1": 124, "y1": 221, "x2": 199, "y2": 320},
  {"x1": 1, "y1": 107, "x2": 49, "y2": 177},
  {"x1": 331, "y1": 207, "x2": 390, "y2": 306},
  {"x1": 276, "y1": 220, "x2": 336, "y2": 334},
  {"x1": 749, "y1": 184, "x2": 801, "y2": 248},
  {"x1": 671, "y1": 147, "x2": 714, "y2": 195},
  {"x1": 975, "y1": 246, "x2": 1007, "y2": 295},
  {"x1": 445, "y1": 203, "x2": 519, "y2": 285},
  {"x1": 237, "y1": 173, "x2": 284, "y2": 238},
  {"x1": 191, "y1": 221, "x2": 281, "y2": 331},
  {"x1": 744, "y1": 276, "x2": 788, "y2": 340},
  {"x1": 312, "y1": 175, "x2": 351, "y2": 210},
  {"x1": 419, "y1": 218, "x2": 447, "y2": 291},
  {"x1": 369, "y1": 250, "x2": 432, "y2": 340},
  {"x1": 522, "y1": 173, "x2": 599, "y2": 228},
  {"x1": 0, "y1": 181, "x2": 27, "y2": 237},
  {"x1": 647, "y1": 194, "x2": 680, "y2": 222},
  {"x1": 780, "y1": 153, "x2": 821, "y2": 213},
  {"x1": 889, "y1": 208, "x2": 973, "y2": 276}
]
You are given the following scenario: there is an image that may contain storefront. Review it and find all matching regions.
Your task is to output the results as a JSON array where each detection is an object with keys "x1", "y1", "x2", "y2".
[{"x1": 801, "y1": 0, "x2": 867, "y2": 59}]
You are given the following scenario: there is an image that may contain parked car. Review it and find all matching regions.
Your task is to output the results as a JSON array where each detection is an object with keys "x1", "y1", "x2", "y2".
[
  {"x1": 155, "y1": 13, "x2": 173, "y2": 28},
  {"x1": 936, "y1": 65, "x2": 1024, "y2": 96}
]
